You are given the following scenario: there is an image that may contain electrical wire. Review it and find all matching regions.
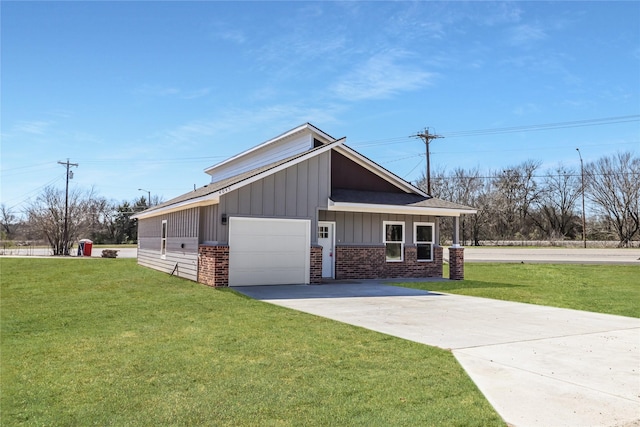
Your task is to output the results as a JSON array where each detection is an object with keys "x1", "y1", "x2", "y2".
[{"x1": 350, "y1": 114, "x2": 640, "y2": 148}]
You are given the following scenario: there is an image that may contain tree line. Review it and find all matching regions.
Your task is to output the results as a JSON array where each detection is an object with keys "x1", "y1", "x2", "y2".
[
  {"x1": 1, "y1": 189, "x2": 161, "y2": 255},
  {"x1": 1, "y1": 151, "x2": 638, "y2": 253},
  {"x1": 422, "y1": 151, "x2": 639, "y2": 248}
]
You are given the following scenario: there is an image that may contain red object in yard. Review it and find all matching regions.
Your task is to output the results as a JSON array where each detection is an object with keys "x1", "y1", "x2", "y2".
[{"x1": 79, "y1": 239, "x2": 93, "y2": 257}]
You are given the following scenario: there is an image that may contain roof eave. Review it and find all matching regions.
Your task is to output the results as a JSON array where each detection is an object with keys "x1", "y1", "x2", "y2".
[
  {"x1": 132, "y1": 194, "x2": 219, "y2": 220},
  {"x1": 328, "y1": 200, "x2": 477, "y2": 217}
]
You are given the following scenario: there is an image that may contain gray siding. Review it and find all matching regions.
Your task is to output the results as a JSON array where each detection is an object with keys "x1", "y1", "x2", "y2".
[
  {"x1": 138, "y1": 246, "x2": 198, "y2": 281},
  {"x1": 199, "y1": 204, "x2": 218, "y2": 243},
  {"x1": 319, "y1": 211, "x2": 436, "y2": 245},
  {"x1": 217, "y1": 151, "x2": 331, "y2": 244},
  {"x1": 137, "y1": 207, "x2": 200, "y2": 281}
]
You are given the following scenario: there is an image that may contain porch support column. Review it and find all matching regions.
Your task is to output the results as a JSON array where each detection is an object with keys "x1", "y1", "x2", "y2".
[
  {"x1": 452, "y1": 216, "x2": 460, "y2": 247},
  {"x1": 449, "y1": 216, "x2": 464, "y2": 280}
]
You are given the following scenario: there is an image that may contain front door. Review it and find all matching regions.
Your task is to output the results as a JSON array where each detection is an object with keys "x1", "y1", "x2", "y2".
[{"x1": 317, "y1": 221, "x2": 335, "y2": 279}]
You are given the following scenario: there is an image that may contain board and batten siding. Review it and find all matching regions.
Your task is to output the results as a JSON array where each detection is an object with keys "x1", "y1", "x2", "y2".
[
  {"x1": 318, "y1": 211, "x2": 436, "y2": 245},
  {"x1": 217, "y1": 151, "x2": 331, "y2": 244},
  {"x1": 137, "y1": 207, "x2": 200, "y2": 281},
  {"x1": 199, "y1": 204, "x2": 218, "y2": 243}
]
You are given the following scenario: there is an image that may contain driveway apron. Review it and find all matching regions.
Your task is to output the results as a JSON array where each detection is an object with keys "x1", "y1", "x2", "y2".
[{"x1": 235, "y1": 283, "x2": 640, "y2": 427}]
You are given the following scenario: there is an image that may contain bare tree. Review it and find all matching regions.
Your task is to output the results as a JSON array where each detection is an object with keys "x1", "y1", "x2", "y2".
[
  {"x1": 492, "y1": 160, "x2": 542, "y2": 240},
  {"x1": 26, "y1": 186, "x2": 98, "y2": 255},
  {"x1": 585, "y1": 152, "x2": 640, "y2": 247},
  {"x1": 427, "y1": 167, "x2": 487, "y2": 245},
  {"x1": 531, "y1": 165, "x2": 581, "y2": 239},
  {"x1": 1, "y1": 204, "x2": 17, "y2": 239}
]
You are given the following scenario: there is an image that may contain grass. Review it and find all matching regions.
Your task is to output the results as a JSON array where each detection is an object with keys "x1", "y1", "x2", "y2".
[
  {"x1": 406, "y1": 263, "x2": 640, "y2": 318},
  {"x1": 1, "y1": 258, "x2": 503, "y2": 426}
]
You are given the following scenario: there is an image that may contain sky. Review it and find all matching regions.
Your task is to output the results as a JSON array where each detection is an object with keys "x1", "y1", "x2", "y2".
[{"x1": 2, "y1": 1, "x2": 639, "y2": 216}]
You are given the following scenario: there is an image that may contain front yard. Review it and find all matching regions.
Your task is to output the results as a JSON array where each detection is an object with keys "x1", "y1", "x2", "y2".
[{"x1": 1, "y1": 258, "x2": 502, "y2": 426}]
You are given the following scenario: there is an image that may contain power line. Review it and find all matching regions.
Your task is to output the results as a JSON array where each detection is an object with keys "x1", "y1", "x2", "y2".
[
  {"x1": 350, "y1": 114, "x2": 640, "y2": 148},
  {"x1": 429, "y1": 171, "x2": 640, "y2": 181},
  {"x1": 442, "y1": 115, "x2": 640, "y2": 138}
]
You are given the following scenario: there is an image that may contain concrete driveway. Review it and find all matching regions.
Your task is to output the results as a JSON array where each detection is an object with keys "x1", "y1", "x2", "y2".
[{"x1": 235, "y1": 283, "x2": 640, "y2": 427}]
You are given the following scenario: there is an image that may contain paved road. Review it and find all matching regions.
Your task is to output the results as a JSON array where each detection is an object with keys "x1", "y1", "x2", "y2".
[
  {"x1": 449, "y1": 247, "x2": 640, "y2": 265},
  {"x1": 235, "y1": 283, "x2": 640, "y2": 427},
  {"x1": 0, "y1": 247, "x2": 138, "y2": 258}
]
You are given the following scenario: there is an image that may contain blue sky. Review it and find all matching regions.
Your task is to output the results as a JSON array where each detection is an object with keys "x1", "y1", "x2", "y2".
[{"x1": 2, "y1": 1, "x2": 639, "y2": 214}]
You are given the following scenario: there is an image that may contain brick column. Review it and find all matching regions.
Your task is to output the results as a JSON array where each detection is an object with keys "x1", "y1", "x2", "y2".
[
  {"x1": 434, "y1": 246, "x2": 444, "y2": 278},
  {"x1": 448, "y1": 246, "x2": 464, "y2": 280},
  {"x1": 310, "y1": 245, "x2": 322, "y2": 284},
  {"x1": 198, "y1": 245, "x2": 229, "y2": 287}
]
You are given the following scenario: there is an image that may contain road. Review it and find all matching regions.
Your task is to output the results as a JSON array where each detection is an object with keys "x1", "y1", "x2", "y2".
[
  {"x1": 456, "y1": 246, "x2": 640, "y2": 265},
  {"x1": 0, "y1": 246, "x2": 138, "y2": 258}
]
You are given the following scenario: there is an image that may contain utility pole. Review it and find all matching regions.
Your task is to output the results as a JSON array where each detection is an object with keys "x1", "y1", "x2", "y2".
[
  {"x1": 415, "y1": 128, "x2": 443, "y2": 195},
  {"x1": 58, "y1": 159, "x2": 78, "y2": 255},
  {"x1": 576, "y1": 148, "x2": 587, "y2": 248}
]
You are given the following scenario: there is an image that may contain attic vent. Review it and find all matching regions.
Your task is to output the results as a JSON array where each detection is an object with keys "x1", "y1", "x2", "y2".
[{"x1": 313, "y1": 138, "x2": 323, "y2": 148}]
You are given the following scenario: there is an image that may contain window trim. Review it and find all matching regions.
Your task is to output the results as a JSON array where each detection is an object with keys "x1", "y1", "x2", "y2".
[
  {"x1": 383, "y1": 220, "x2": 405, "y2": 262},
  {"x1": 414, "y1": 222, "x2": 435, "y2": 262},
  {"x1": 161, "y1": 219, "x2": 167, "y2": 259}
]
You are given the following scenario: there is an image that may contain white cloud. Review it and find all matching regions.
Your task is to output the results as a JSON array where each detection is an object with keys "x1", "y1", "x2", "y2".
[
  {"x1": 12, "y1": 120, "x2": 54, "y2": 135},
  {"x1": 134, "y1": 85, "x2": 210, "y2": 99},
  {"x1": 161, "y1": 103, "x2": 346, "y2": 147},
  {"x1": 218, "y1": 29, "x2": 246, "y2": 44},
  {"x1": 513, "y1": 103, "x2": 540, "y2": 116},
  {"x1": 508, "y1": 24, "x2": 547, "y2": 46},
  {"x1": 331, "y1": 50, "x2": 436, "y2": 101}
]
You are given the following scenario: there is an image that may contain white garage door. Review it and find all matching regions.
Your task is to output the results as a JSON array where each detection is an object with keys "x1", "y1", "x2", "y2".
[{"x1": 229, "y1": 217, "x2": 310, "y2": 286}]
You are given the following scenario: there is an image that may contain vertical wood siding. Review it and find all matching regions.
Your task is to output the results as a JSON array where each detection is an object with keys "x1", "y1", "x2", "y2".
[
  {"x1": 217, "y1": 152, "x2": 330, "y2": 244},
  {"x1": 136, "y1": 207, "x2": 200, "y2": 280},
  {"x1": 199, "y1": 204, "x2": 218, "y2": 243},
  {"x1": 319, "y1": 211, "x2": 436, "y2": 245}
]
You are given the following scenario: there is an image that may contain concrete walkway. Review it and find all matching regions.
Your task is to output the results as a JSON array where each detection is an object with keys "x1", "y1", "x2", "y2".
[{"x1": 235, "y1": 283, "x2": 640, "y2": 427}]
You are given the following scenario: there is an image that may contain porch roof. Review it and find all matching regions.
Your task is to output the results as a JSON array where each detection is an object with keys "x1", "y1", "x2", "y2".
[{"x1": 328, "y1": 189, "x2": 477, "y2": 217}]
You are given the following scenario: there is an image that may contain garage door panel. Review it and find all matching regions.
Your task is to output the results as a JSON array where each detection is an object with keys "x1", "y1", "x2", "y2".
[
  {"x1": 229, "y1": 217, "x2": 310, "y2": 286},
  {"x1": 231, "y1": 251, "x2": 307, "y2": 269},
  {"x1": 231, "y1": 268, "x2": 306, "y2": 286}
]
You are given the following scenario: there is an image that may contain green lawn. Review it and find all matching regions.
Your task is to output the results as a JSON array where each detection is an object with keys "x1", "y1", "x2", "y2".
[
  {"x1": 403, "y1": 263, "x2": 639, "y2": 318},
  {"x1": 1, "y1": 258, "x2": 503, "y2": 426}
]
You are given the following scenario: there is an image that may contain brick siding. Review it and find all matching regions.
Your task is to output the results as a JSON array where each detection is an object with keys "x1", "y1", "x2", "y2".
[
  {"x1": 448, "y1": 247, "x2": 464, "y2": 280},
  {"x1": 198, "y1": 245, "x2": 229, "y2": 287},
  {"x1": 310, "y1": 245, "x2": 322, "y2": 284},
  {"x1": 335, "y1": 245, "x2": 443, "y2": 280}
]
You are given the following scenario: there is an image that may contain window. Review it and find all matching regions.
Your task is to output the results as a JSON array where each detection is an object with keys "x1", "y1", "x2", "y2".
[
  {"x1": 318, "y1": 225, "x2": 329, "y2": 239},
  {"x1": 414, "y1": 222, "x2": 435, "y2": 261},
  {"x1": 383, "y1": 221, "x2": 404, "y2": 262},
  {"x1": 161, "y1": 220, "x2": 167, "y2": 258}
]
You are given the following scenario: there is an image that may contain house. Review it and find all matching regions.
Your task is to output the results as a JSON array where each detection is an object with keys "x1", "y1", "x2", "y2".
[{"x1": 132, "y1": 123, "x2": 476, "y2": 287}]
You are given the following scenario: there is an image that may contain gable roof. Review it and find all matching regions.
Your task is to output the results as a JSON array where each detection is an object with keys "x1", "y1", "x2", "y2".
[
  {"x1": 133, "y1": 123, "x2": 475, "y2": 220},
  {"x1": 204, "y1": 123, "x2": 336, "y2": 177},
  {"x1": 132, "y1": 136, "x2": 345, "y2": 219}
]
